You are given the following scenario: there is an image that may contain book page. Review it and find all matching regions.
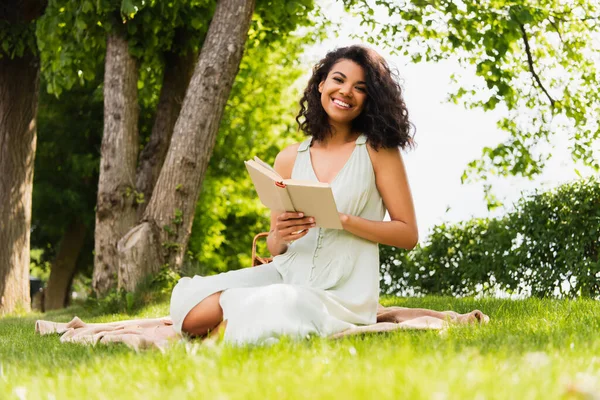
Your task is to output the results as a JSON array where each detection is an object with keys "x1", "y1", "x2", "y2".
[
  {"x1": 246, "y1": 160, "x2": 282, "y2": 182},
  {"x1": 245, "y1": 160, "x2": 296, "y2": 212},
  {"x1": 245, "y1": 161, "x2": 283, "y2": 211},
  {"x1": 253, "y1": 156, "x2": 279, "y2": 175},
  {"x1": 277, "y1": 185, "x2": 296, "y2": 212},
  {"x1": 285, "y1": 185, "x2": 342, "y2": 229}
]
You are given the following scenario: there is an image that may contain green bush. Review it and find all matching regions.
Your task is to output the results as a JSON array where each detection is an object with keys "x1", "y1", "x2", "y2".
[{"x1": 380, "y1": 178, "x2": 600, "y2": 298}]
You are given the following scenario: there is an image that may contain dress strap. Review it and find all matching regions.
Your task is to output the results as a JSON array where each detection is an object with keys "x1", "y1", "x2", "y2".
[
  {"x1": 356, "y1": 134, "x2": 367, "y2": 145},
  {"x1": 298, "y1": 137, "x2": 312, "y2": 152}
]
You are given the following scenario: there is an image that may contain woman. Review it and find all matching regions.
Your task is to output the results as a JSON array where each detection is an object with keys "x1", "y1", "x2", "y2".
[
  {"x1": 36, "y1": 45, "x2": 487, "y2": 349},
  {"x1": 169, "y1": 45, "x2": 487, "y2": 345}
]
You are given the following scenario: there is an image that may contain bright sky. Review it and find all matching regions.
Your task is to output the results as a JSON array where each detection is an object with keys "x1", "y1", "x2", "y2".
[{"x1": 302, "y1": 1, "x2": 596, "y2": 241}]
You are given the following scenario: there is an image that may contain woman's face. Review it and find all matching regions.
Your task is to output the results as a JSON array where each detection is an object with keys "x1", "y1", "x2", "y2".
[{"x1": 318, "y1": 59, "x2": 367, "y2": 127}]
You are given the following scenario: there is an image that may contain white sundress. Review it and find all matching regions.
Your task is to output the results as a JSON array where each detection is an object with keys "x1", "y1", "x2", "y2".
[{"x1": 169, "y1": 133, "x2": 386, "y2": 345}]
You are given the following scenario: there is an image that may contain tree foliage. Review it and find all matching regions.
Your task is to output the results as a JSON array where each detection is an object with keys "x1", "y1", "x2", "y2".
[
  {"x1": 36, "y1": 0, "x2": 211, "y2": 95},
  {"x1": 346, "y1": 0, "x2": 600, "y2": 194},
  {"x1": 0, "y1": 18, "x2": 37, "y2": 59},
  {"x1": 380, "y1": 178, "x2": 600, "y2": 298},
  {"x1": 36, "y1": 0, "x2": 316, "y2": 95},
  {"x1": 30, "y1": 78, "x2": 103, "y2": 279}
]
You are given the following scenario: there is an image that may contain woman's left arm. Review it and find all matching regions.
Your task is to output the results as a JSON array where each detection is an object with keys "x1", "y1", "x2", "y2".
[{"x1": 340, "y1": 145, "x2": 418, "y2": 249}]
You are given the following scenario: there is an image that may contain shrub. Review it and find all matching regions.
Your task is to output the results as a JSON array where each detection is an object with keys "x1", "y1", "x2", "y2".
[{"x1": 380, "y1": 178, "x2": 600, "y2": 298}]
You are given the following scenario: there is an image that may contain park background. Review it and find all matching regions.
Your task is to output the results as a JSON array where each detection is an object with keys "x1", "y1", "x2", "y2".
[{"x1": 1, "y1": 0, "x2": 599, "y2": 398}]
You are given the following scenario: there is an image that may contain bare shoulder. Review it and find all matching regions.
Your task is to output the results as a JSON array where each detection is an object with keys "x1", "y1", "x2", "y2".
[
  {"x1": 274, "y1": 142, "x2": 301, "y2": 179},
  {"x1": 366, "y1": 144, "x2": 404, "y2": 172}
]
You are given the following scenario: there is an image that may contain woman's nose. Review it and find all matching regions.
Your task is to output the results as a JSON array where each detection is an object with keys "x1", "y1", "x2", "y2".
[{"x1": 339, "y1": 85, "x2": 353, "y2": 97}]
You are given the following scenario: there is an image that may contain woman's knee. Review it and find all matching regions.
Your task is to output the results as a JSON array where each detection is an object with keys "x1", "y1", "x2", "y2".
[
  {"x1": 181, "y1": 291, "x2": 223, "y2": 337},
  {"x1": 261, "y1": 284, "x2": 305, "y2": 315}
]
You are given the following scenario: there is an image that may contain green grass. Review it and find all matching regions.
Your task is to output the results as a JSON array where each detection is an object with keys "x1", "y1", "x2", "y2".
[{"x1": 1, "y1": 296, "x2": 599, "y2": 399}]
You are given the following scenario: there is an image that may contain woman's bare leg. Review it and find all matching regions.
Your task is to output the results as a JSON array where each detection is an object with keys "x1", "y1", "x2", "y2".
[
  {"x1": 377, "y1": 306, "x2": 488, "y2": 324},
  {"x1": 377, "y1": 307, "x2": 452, "y2": 323},
  {"x1": 331, "y1": 306, "x2": 489, "y2": 339},
  {"x1": 181, "y1": 292, "x2": 224, "y2": 337}
]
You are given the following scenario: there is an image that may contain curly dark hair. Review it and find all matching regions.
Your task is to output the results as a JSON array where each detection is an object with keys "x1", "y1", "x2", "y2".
[{"x1": 296, "y1": 45, "x2": 414, "y2": 150}]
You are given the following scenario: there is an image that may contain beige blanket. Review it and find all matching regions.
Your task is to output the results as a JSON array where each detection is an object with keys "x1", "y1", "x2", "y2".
[
  {"x1": 35, "y1": 307, "x2": 489, "y2": 350},
  {"x1": 35, "y1": 316, "x2": 181, "y2": 352}
]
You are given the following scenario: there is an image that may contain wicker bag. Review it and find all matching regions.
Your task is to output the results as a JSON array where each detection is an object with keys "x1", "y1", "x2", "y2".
[{"x1": 251, "y1": 232, "x2": 273, "y2": 266}]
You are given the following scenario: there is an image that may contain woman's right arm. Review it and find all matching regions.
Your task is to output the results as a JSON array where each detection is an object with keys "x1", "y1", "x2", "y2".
[{"x1": 266, "y1": 144, "x2": 316, "y2": 256}]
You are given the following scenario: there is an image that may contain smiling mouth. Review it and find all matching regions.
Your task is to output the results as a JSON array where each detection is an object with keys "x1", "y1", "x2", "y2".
[{"x1": 331, "y1": 98, "x2": 352, "y2": 109}]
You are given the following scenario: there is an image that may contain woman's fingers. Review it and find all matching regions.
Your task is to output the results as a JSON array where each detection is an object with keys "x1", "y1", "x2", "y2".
[
  {"x1": 277, "y1": 216, "x2": 315, "y2": 230},
  {"x1": 277, "y1": 212, "x2": 304, "y2": 221},
  {"x1": 281, "y1": 222, "x2": 316, "y2": 238},
  {"x1": 274, "y1": 212, "x2": 316, "y2": 245},
  {"x1": 282, "y1": 228, "x2": 310, "y2": 242},
  {"x1": 277, "y1": 212, "x2": 314, "y2": 226}
]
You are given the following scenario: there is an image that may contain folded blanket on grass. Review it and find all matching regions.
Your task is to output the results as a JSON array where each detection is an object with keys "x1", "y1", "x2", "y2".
[{"x1": 35, "y1": 316, "x2": 181, "y2": 352}]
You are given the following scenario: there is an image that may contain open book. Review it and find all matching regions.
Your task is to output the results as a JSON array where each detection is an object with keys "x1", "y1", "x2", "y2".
[{"x1": 244, "y1": 156, "x2": 342, "y2": 229}]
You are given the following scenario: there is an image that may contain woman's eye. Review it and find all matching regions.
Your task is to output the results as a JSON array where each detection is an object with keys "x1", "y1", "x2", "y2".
[
  {"x1": 333, "y1": 77, "x2": 343, "y2": 83},
  {"x1": 356, "y1": 87, "x2": 366, "y2": 92}
]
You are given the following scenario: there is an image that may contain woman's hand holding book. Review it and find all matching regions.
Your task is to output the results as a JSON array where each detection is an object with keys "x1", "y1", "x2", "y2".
[{"x1": 272, "y1": 212, "x2": 316, "y2": 246}]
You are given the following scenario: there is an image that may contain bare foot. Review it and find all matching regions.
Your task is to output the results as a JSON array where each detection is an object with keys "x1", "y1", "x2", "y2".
[{"x1": 455, "y1": 310, "x2": 490, "y2": 324}]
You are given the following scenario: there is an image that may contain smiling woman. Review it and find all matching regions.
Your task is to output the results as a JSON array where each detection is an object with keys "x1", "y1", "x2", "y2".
[
  {"x1": 37, "y1": 45, "x2": 488, "y2": 348},
  {"x1": 170, "y1": 45, "x2": 489, "y2": 345}
]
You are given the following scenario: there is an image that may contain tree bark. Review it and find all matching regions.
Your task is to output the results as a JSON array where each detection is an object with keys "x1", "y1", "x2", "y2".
[
  {"x1": 117, "y1": 0, "x2": 256, "y2": 292},
  {"x1": 92, "y1": 32, "x2": 139, "y2": 296},
  {"x1": 117, "y1": 222, "x2": 164, "y2": 290},
  {"x1": 44, "y1": 220, "x2": 86, "y2": 310},
  {"x1": 135, "y1": 45, "x2": 197, "y2": 220},
  {"x1": 0, "y1": 51, "x2": 39, "y2": 315}
]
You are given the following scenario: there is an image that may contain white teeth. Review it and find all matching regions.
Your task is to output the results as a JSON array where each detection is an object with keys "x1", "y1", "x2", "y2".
[{"x1": 333, "y1": 99, "x2": 351, "y2": 108}]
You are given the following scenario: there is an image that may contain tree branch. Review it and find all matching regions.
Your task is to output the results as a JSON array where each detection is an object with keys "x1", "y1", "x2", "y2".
[{"x1": 516, "y1": 21, "x2": 556, "y2": 108}]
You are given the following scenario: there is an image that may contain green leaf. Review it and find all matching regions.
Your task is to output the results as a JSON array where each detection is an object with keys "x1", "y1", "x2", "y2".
[
  {"x1": 191, "y1": 17, "x2": 203, "y2": 30},
  {"x1": 75, "y1": 19, "x2": 87, "y2": 31},
  {"x1": 121, "y1": 0, "x2": 137, "y2": 19},
  {"x1": 82, "y1": 1, "x2": 94, "y2": 13}
]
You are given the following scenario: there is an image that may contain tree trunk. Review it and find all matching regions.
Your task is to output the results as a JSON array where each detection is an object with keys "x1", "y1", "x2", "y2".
[
  {"x1": 117, "y1": 221, "x2": 164, "y2": 290},
  {"x1": 0, "y1": 51, "x2": 39, "y2": 315},
  {"x1": 135, "y1": 45, "x2": 197, "y2": 220},
  {"x1": 117, "y1": 0, "x2": 256, "y2": 292},
  {"x1": 44, "y1": 220, "x2": 86, "y2": 310},
  {"x1": 92, "y1": 32, "x2": 140, "y2": 296}
]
